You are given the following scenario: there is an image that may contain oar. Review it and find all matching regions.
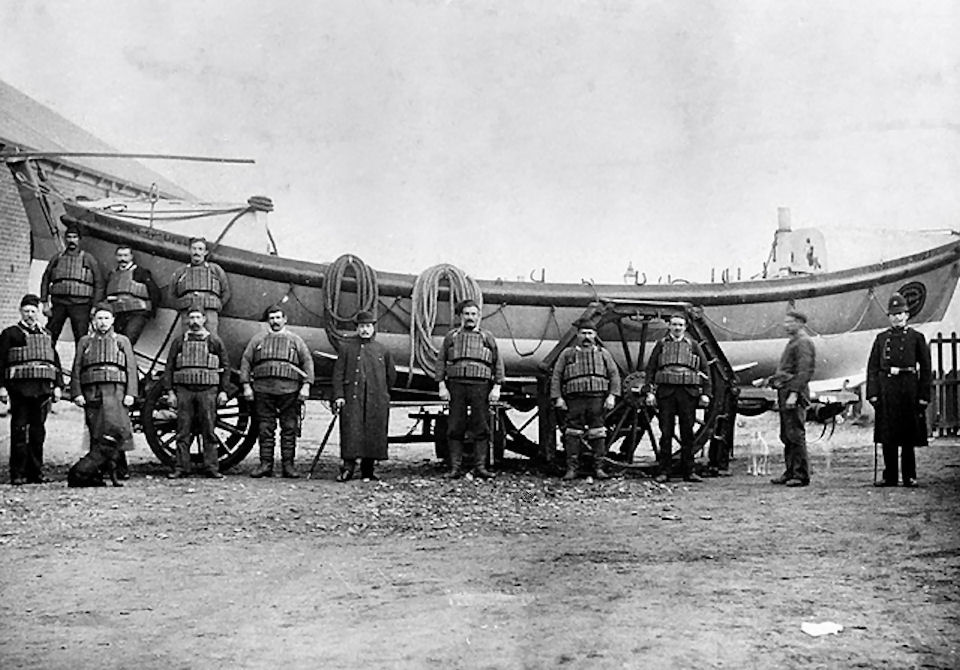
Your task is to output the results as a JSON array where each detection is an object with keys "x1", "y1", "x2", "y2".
[{"x1": 306, "y1": 413, "x2": 339, "y2": 480}]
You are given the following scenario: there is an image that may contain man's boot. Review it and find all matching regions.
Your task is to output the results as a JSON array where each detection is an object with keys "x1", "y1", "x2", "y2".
[
  {"x1": 280, "y1": 446, "x2": 300, "y2": 478},
  {"x1": 472, "y1": 440, "x2": 494, "y2": 479},
  {"x1": 562, "y1": 435, "x2": 580, "y2": 481},
  {"x1": 591, "y1": 439, "x2": 610, "y2": 480},
  {"x1": 445, "y1": 439, "x2": 464, "y2": 479},
  {"x1": 251, "y1": 444, "x2": 274, "y2": 478}
]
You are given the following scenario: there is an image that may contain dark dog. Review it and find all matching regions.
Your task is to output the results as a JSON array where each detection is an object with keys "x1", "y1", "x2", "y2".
[{"x1": 67, "y1": 434, "x2": 124, "y2": 488}]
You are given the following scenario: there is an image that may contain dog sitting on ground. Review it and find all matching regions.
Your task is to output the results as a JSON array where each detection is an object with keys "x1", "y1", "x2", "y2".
[
  {"x1": 747, "y1": 431, "x2": 771, "y2": 476},
  {"x1": 67, "y1": 433, "x2": 124, "y2": 488}
]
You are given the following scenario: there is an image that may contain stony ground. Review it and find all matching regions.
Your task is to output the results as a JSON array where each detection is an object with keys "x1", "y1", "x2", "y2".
[{"x1": 0, "y1": 404, "x2": 958, "y2": 669}]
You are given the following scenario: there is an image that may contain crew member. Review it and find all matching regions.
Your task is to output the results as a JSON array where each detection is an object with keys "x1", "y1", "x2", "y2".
[
  {"x1": 40, "y1": 220, "x2": 104, "y2": 347},
  {"x1": 169, "y1": 237, "x2": 230, "y2": 335},
  {"x1": 0, "y1": 294, "x2": 63, "y2": 484},
  {"x1": 105, "y1": 244, "x2": 161, "y2": 345},
  {"x1": 332, "y1": 311, "x2": 397, "y2": 482},
  {"x1": 867, "y1": 293, "x2": 932, "y2": 487},
  {"x1": 551, "y1": 317, "x2": 621, "y2": 480},
  {"x1": 645, "y1": 313, "x2": 712, "y2": 483},
  {"x1": 436, "y1": 299, "x2": 503, "y2": 479},
  {"x1": 754, "y1": 310, "x2": 816, "y2": 487},
  {"x1": 163, "y1": 304, "x2": 230, "y2": 479},
  {"x1": 240, "y1": 304, "x2": 313, "y2": 478},
  {"x1": 71, "y1": 303, "x2": 138, "y2": 480}
]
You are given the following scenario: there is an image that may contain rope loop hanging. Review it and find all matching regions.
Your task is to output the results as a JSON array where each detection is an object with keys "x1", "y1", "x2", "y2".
[
  {"x1": 322, "y1": 254, "x2": 379, "y2": 352},
  {"x1": 409, "y1": 263, "x2": 483, "y2": 382}
]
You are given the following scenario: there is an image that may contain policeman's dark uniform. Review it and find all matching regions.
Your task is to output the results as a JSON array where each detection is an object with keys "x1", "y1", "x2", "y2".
[
  {"x1": 105, "y1": 261, "x2": 161, "y2": 344},
  {"x1": 550, "y1": 324, "x2": 621, "y2": 480},
  {"x1": 163, "y1": 326, "x2": 230, "y2": 477},
  {"x1": 0, "y1": 296, "x2": 63, "y2": 484},
  {"x1": 866, "y1": 293, "x2": 932, "y2": 486},
  {"x1": 645, "y1": 330, "x2": 712, "y2": 480},
  {"x1": 40, "y1": 223, "x2": 104, "y2": 346}
]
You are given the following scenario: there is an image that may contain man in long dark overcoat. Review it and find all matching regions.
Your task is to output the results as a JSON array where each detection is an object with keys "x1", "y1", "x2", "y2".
[
  {"x1": 867, "y1": 292, "x2": 932, "y2": 487},
  {"x1": 332, "y1": 311, "x2": 396, "y2": 481}
]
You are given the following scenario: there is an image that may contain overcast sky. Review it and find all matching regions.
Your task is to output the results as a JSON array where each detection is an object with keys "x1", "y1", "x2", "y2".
[{"x1": 1, "y1": 0, "x2": 959, "y2": 284}]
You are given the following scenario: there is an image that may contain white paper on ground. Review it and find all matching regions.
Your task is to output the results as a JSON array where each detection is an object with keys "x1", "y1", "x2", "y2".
[{"x1": 801, "y1": 621, "x2": 844, "y2": 637}]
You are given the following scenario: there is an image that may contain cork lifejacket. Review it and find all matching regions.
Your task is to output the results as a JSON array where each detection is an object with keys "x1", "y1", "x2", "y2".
[
  {"x1": 176, "y1": 264, "x2": 223, "y2": 311},
  {"x1": 447, "y1": 329, "x2": 495, "y2": 380},
  {"x1": 251, "y1": 331, "x2": 302, "y2": 381},
  {"x1": 561, "y1": 346, "x2": 610, "y2": 395},
  {"x1": 4, "y1": 331, "x2": 57, "y2": 381},
  {"x1": 107, "y1": 266, "x2": 151, "y2": 313},
  {"x1": 79, "y1": 335, "x2": 127, "y2": 385},
  {"x1": 49, "y1": 252, "x2": 94, "y2": 299},
  {"x1": 172, "y1": 333, "x2": 221, "y2": 386},
  {"x1": 653, "y1": 338, "x2": 702, "y2": 386}
]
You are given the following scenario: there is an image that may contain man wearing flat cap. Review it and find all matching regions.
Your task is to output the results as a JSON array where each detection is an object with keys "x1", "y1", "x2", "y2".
[
  {"x1": 332, "y1": 311, "x2": 396, "y2": 482},
  {"x1": 755, "y1": 310, "x2": 816, "y2": 487},
  {"x1": 41, "y1": 220, "x2": 105, "y2": 347},
  {"x1": 551, "y1": 316, "x2": 621, "y2": 480},
  {"x1": 0, "y1": 294, "x2": 64, "y2": 484},
  {"x1": 436, "y1": 299, "x2": 503, "y2": 479},
  {"x1": 867, "y1": 292, "x2": 932, "y2": 487},
  {"x1": 72, "y1": 302, "x2": 138, "y2": 480}
]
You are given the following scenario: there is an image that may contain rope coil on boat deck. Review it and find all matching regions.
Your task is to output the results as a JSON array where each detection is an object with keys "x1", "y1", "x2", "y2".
[{"x1": 322, "y1": 254, "x2": 379, "y2": 352}]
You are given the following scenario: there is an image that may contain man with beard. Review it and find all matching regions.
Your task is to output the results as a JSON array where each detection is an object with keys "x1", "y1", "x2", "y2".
[
  {"x1": 332, "y1": 311, "x2": 397, "y2": 482},
  {"x1": 0, "y1": 294, "x2": 64, "y2": 484},
  {"x1": 240, "y1": 304, "x2": 313, "y2": 478},
  {"x1": 645, "y1": 313, "x2": 712, "y2": 483},
  {"x1": 163, "y1": 304, "x2": 230, "y2": 479},
  {"x1": 169, "y1": 237, "x2": 230, "y2": 335},
  {"x1": 436, "y1": 299, "x2": 504, "y2": 479},
  {"x1": 105, "y1": 245, "x2": 161, "y2": 345},
  {"x1": 551, "y1": 317, "x2": 621, "y2": 480},
  {"x1": 40, "y1": 220, "x2": 105, "y2": 347},
  {"x1": 754, "y1": 310, "x2": 816, "y2": 488},
  {"x1": 867, "y1": 293, "x2": 932, "y2": 488},
  {"x1": 72, "y1": 303, "x2": 138, "y2": 479}
]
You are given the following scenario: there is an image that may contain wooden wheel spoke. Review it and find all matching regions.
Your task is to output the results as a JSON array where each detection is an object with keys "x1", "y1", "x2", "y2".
[{"x1": 215, "y1": 419, "x2": 246, "y2": 436}]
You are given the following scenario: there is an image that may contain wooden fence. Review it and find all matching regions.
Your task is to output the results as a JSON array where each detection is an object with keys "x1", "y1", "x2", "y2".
[{"x1": 929, "y1": 332, "x2": 960, "y2": 437}]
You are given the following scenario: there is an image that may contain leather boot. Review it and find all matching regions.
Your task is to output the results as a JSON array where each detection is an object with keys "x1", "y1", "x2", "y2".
[
  {"x1": 591, "y1": 439, "x2": 610, "y2": 480},
  {"x1": 250, "y1": 461, "x2": 273, "y2": 478},
  {"x1": 445, "y1": 439, "x2": 464, "y2": 479},
  {"x1": 472, "y1": 440, "x2": 494, "y2": 479},
  {"x1": 562, "y1": 435, "x2": 579, "y2": 481},
  {"x1": 280, "y1": 445, "x2": 299, "y2": 478}
]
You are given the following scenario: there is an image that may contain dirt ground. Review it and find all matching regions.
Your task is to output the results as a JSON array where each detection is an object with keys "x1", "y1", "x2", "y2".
[{"x1": 0, "y1": 403, "x2": 958, "y2": 670}]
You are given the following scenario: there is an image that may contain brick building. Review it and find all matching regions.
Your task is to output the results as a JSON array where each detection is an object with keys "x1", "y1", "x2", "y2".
[{"x1": 0, "y1": 79, "x2": 192, "y2": 327}]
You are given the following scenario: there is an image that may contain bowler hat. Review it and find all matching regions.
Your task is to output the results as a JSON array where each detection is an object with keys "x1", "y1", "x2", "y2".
[
  {"x1": 887, "y1": 292, "x2": 909, "y2": 315},
  {"x1": 19, "y1": 294, "x2": 41, "y2": 308},
  {"x1": 355, "y1": 310, "x2": 377, "y2": 325}
]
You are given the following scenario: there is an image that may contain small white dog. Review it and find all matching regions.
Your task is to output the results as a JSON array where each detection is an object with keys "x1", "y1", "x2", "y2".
[{"x1": 747, "y1": 431, "x2": 771, "y2": 476}]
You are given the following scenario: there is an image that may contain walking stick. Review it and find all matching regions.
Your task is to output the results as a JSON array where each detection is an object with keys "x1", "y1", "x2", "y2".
[
  {"x1": 873, "y1": 442, "x2": 879, "y2": 485},
  {"x1": 306, "y1": 412, "x2": 339, "y2": 480}
]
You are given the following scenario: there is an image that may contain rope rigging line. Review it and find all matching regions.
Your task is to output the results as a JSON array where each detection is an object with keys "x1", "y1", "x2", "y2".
[
  {"x1": 408, "y1": 263, "x2": 483, "y2": 383},
  {"x1": 322, "y1": 254, "x2": 380, "y2": 352}
]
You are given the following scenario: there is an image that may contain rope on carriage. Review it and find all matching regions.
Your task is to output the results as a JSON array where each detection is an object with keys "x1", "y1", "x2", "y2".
[
  {"x1": 408, "y1": 263, "x2": 483, "y2": 384},
  {"x1": 322, "y1": 254, "x2": 379, "y2": 352}
]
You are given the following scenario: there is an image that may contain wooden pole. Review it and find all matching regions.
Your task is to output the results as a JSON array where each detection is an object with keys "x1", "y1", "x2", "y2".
[{"x1": 0, "y1": 151, "x2": 254, "y2": 164}]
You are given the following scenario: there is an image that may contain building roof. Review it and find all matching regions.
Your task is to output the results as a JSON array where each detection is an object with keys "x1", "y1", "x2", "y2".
[{"x1": 0, "y1": 78, "x2": 194, "y2": 199}]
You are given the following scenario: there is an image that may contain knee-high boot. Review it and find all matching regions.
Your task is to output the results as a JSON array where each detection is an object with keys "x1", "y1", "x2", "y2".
[
  {"x1": 251, "y1": 442, "x2": 274, "y2": 478},
  {"x1": 562, "y1": 434, "x2": 580, "y2": 480},
  {"x1": 591, "y1": 438, "x2": 610, "y2": 480},
  {"x1": 280, "y1": 444, "x2": 299, "y2": 478},
  {"x1": 472, "y1": 440, "x2": 493, "y2": 479},
  {"x1": 445, "y1": 439, "x2": 464, "y2": 479}
]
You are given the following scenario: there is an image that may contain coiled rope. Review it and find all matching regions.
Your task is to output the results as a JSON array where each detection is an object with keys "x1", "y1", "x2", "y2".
[
  {"x1": 408, "y1": 263, "x2": 483, "y2": 381},
  {"x1": 322, "y1": 254, "x2": 379, "y2": 352}
]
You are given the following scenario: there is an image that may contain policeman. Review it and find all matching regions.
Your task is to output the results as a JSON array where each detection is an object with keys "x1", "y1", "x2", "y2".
[
  {"x1": 0, "y1": 294, "x2": 64, "y2": 484},
  {"x1": 71, "y1": 303, "x2": 138, "y2": 479},
  {"x1": 550, "y1": 317, "x2": 621, "y2": 480},
  {"x1": 169, "y1": 237, "x2": 230, "y2": 335},
  {"x1": 867, "y1": 293, "x2": 932, "y2": 487},
  {"x1": 645, "y1": 313, "x2": 712, "y2": 483},
  {"x1": 163, "y1": 304, "x2": 230, "y2": 479},
  {"x1": 105, "y1": 244, "x2": 161, "y2": 345},
  {"x1": 436, "y1": 299, "x2": 503, "y2": 479},
  {"x1": 40, "y1": 220, "x2": 104, "y2": 347},
  {"x1": 240, "y1": 304, "x2": 314, "y2": 478}
]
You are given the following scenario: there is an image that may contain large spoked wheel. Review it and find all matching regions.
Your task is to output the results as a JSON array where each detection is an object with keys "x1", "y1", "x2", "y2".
[{"x1": 141, "y1": 380, "x2": 258, "y2": 471}]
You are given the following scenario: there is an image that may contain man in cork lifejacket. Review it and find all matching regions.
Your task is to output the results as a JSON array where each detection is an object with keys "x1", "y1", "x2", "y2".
[
  {"x1": 0, "y1": 294, "x2": 64, "y2": 484},
  {"x1": 645, "y1": 313, "x2": 712, "y2": 483},
  {"x1": 105, "y1": 245, "x2": 161, "y2": 345},
  {"x1": 435, "y1": 299, "x2": 504, "y2": 480},
  {"x1": 551, "y1": 317, "x2": 621, "y2": 481},
  {"x1": 163, "y1": 303, "x2": 230, "y2": 480},
  {"x1": 168, "y1": 237, "x2": 230, "y2": 336},
  {"x1": 40, "y1": 220, "x2": 105, "y2": 347},
  {"x1": 71, "y1": 302, "x2": 138, "y2": 480},
  {"x1": 240, "y1": 304, "x2": 313, "y2": 478}
]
